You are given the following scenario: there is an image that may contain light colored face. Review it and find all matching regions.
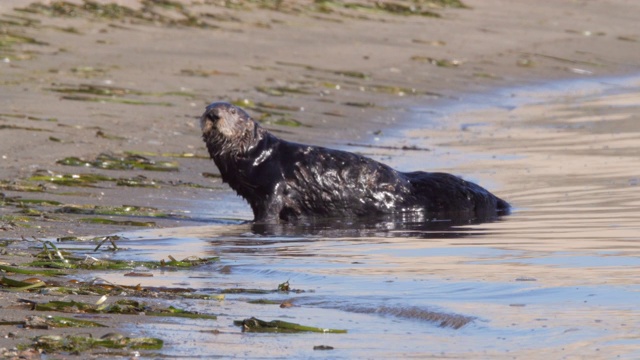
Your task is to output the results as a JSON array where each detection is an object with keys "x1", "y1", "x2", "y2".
[
  {"x1": 201, "y1": 102, "x2": 259, "y2": 156},
  {"x1": 201, "y1": 102, "x2": 247, "y2": 138}
]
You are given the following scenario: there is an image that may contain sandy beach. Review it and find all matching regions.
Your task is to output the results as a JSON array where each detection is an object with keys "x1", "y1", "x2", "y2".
[
  {"x1": 2, "y1": 0, "x2": 639, "y2": 237},
  {"x1": 1, "y1": 0, "x2": 640, "y2": 358}
]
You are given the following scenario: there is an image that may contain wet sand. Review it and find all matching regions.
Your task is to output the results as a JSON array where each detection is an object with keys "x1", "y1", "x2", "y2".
[{"x1": 1, "y1": 0, "x2": 640, "y2": 358}]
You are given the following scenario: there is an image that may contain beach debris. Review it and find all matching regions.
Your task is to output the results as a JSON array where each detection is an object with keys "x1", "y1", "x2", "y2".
[
  {"x1": 247, "y1": 299, "x2": 282, "y2": 305},
  {"x1": 180, "y1": 68, "x2": 239, "y2": 77},
  {"x1": 256, "y1": 85, "x2": 312, "y2": 96},
  {"x1": 0, "y1": 180, "x2": 45, "y2": 192},
  {"x1": 220, "y1": 279, "x2": 305, "y2": 295},
  {"x1": 27, "y1": 315, "x2": 108, "y2": 329},
  {"x1": 277, "y1": 280, "x2": 290, "y2": 292},
  {"x1": 55, "y1": 204, "x2": 172, "y2": 218},
  {"x1": 31, "y1": 299, "x2": 217, "y2": 320},
  {"x1": 0, "y1": 124, "x2": 51, "y2": 132},
  {"x1": 29, "y1": 170, "x2": 112, "y2": 187},
  {"x1": 313, "y1": 345, "x2": 334, "y2": 350},
  {"x1": 263, "y1": 117, "x2": 307, "y2": 128},
  {"x1": 234, "y1": 317, "x2": 347, "y2": 333},
  {"x1": 24, "y1": 250, "x2": 219, "y2": 271},
  {"x1": 411, "y1": 55, "x2": 463, "y2": 67},
  {"x1": 78, "y1": 218, "x2": 156, "y2": 227},
  {"x1": 56, "y1": 152, "x2": 179, "y2": 172},
  {"x1": 32, "y1": 333, "x2": 163, "y2": 352},
  {"x1": 0, "y1": 264, "x2": 67, "y2": 277},
  {"x1": 346, "y1": 142, "x2": 430, "y2": 151},
  {"x1": 0, "y1": 240, "x2": 219, "y2": 277}
]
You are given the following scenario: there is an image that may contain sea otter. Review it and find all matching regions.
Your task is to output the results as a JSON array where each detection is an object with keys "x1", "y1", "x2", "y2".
[{"x1": 201, "y1": 102, "x2": 510, "y2": 223}]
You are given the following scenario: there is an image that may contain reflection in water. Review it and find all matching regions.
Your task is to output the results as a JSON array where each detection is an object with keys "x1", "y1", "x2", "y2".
[
  {"x1": 249, "y1": 212, "x2": 509, "y2": 238},
  {"x1": 108, "y1": 76, "x2": 640, "y2": 358}
]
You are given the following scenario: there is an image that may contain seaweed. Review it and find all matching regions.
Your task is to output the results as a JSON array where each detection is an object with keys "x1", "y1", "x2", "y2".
[
  {"x1": 124, "y1": 150, "x2": 208, "y2": 159},
  {"x1": 49, "y1": 83, "x2": 138, "y2": 96},
  {"x1": 0, "y1": 124, "x2": 51, "y2": 132},
  {"x1": 26, "y1": 242, "x2": 219, "y2": 270},
  {"x1": 33, "y1": 299, "x2": 217, "y2": 321},
  {"x1": 78, "y1": 218, "x2": 156, "y2": 226},
  {"x1": 6, "y1": 198, "x2": 62, "y2": 206},
  {"x1": 0, "y1": 180, "x2": 45, "y2": 192},
  {"x1": 0, "y1": 264, "x2": 67, "y2": 276},
  {"x1": 0, "y1": 215, "x2": 36, "y2": 229},
  {"x1": 55, "y1": 204, "x2": 172, "y2": 218},
  {"x1": 70, "y1": 66, "x2": 109, "y2": 78},
  {"x1": 1, "y1": 276, "x2": 47, "y2": 291},
  {"x1": 60, "y1": 94, "x2": 173, "y2": 106},
  {"x1": 617, "y1": 35, "x2": 638, "y2": 42},
  {"x1": 256, "y1": 102, "x2": 301, "y2": 112},
  {"x1": 180, "y1": 68, "x2": 239, "y2": 77},
  {"x1": 29, "y1": 171, "x2": 113, "y2": 187},
  {"x1": 28, "y1": 315, "x2": 108, "y2": 328},
  {"x1": 146, "y1": 306, "x2": 218, "y2": 320},
  {"x1": 220, "y1": 280, "x2": 303, "y2": 294},
  {"x1": 275, "y1": 61, "x2": 368, "y2": 78},
  {"x1": 346, "y1": 142, "x2": 430, "y2": 151},
  {"x1": 314, "y1": 345, "x2": 334, "y2": 350},
  {"x1": 410, "y1": 55, "x2": 462, "y2": 67},
  {"x1": 4, "y1": 239, "x2": 219, "y2": 272},
  {"x1": 32, "y1": 333, "x2": 163, "y2": 352},
  {"x1": 522, "y1": 52, "x2": 602, "y2": 67},
  {"x1": 343, "y1": 101, "x2": 376, "y2": 108},
  {"x1": 366, "y1": 84, "x2": 441, "y2": 97},
  {"x1": 256, "y1": 85, "x2": 312, "y2": 96},
  {"x1": 315, "y1": 0, "x2": 425, "y2": 17},
  {"x1": 209, "y1": 0, "x2": 467, "y2": 18},
  {"x1": 220, "y1": 288, "x2": 274, "y2": 294},
  {"x1": 0, "y1": 32, "x2": 48, "y2": 48},
  {"x1": 234, "y1": 317, "x2": 347, "y2": 333},
  {"x1": 95, "y1": 130, "x2": 126, "y2": 140},
  {"x1": 115, "y1": 176, "x2": 160, "y2": 188},
  {"x1": 47, "y1": 84, "x2": 182, "y2": 106},
  {"x1": 0, "y1": 113, "x2": 57, "y2": 122},
  {"x1": 277, "y1": 280, "x2": 290, "y2": 291},
  {"x1": 57, "y1": 152, "x2": 179, "y2": 172},
  {"x1": 266, "y1": 118, "x2": 307, "y2": 127},
  {"x1": 18, "y1": 0, "x2": 212, "y2": 28},
  {"x1": 247, "y1": 299, "x2": 282, "y2": 305}
]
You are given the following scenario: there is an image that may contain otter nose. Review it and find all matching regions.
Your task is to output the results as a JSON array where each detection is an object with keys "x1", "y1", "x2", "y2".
[{"x1": 205, "y1": 108, "x2": 220, "y2": 122}]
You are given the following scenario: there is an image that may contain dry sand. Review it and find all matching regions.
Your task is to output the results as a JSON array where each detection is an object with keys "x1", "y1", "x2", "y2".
[{"x1": 1, "y1": 0, "x2": 640, "y2": 357}]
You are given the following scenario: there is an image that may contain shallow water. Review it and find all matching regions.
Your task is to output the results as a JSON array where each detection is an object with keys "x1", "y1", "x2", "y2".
[{"x1": 83, "y1": 75, "x2": 640, "y2": 358}]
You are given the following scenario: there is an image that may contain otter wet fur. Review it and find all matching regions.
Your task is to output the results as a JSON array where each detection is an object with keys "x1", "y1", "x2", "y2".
[{"x1": 201, "y1": 102, "x2": 510, "y2": 223}]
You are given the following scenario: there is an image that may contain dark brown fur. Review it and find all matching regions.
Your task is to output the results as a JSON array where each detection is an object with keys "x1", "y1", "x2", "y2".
[{"x1": 201, "y1": 102, "x2": 510, "y2": 223}]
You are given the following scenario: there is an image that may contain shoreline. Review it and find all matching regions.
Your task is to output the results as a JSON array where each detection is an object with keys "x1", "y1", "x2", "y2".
[{"x1": 383, "y1": 71, "x2": 640, "y2": 149}]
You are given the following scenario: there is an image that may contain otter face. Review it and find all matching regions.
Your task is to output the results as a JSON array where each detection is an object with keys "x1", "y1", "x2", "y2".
[
  {"x1": 201, "y1": 102, "x2": 260, "y2": 157},
  {"x1": 201, "y1": 102, "x2": 251, "y2": 137}
]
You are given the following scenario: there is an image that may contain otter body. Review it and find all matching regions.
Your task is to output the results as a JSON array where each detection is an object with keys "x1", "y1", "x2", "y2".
[{"x1": 201, "y1": 102, "x2": 509, "y2": 223}]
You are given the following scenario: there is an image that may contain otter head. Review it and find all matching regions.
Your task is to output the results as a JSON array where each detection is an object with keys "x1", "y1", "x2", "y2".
[{"x1": 201, "y1": 102, "x2": 261, "y2": 158}]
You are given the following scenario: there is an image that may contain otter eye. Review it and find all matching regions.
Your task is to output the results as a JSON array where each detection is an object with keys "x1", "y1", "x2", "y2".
[{"x1": 229, "y1": 107, "x2": 237, "y2": 115}]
